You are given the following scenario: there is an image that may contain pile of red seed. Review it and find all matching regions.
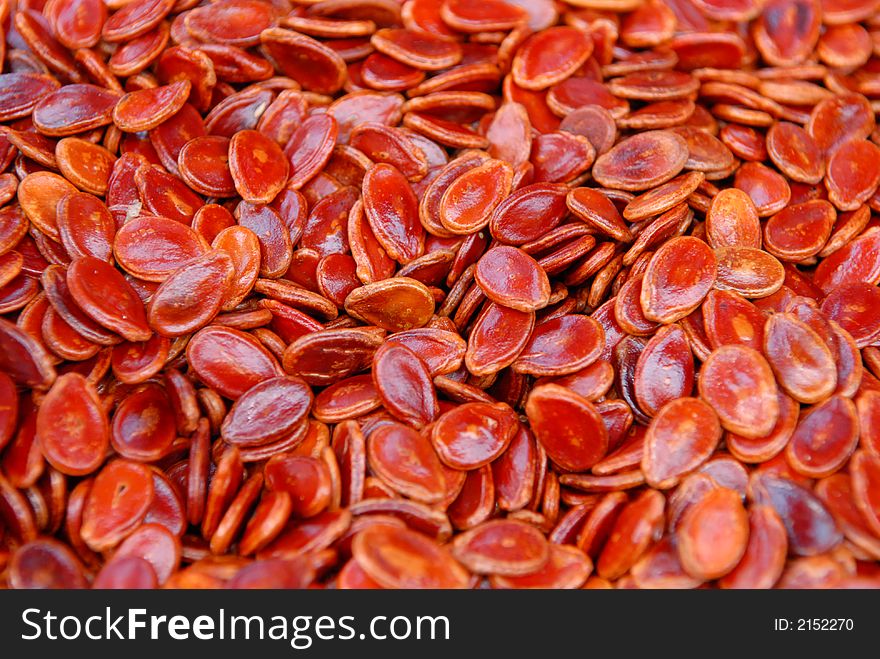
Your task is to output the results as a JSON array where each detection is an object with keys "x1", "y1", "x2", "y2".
[{"x1": 0, "y1": 0, "x2": 879, "y2": 590}]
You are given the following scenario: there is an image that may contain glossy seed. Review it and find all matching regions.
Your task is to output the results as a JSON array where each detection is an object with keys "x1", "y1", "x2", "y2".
[
  {"x1": 698, "y1": 345, "x2": 779, "y2": 438},
  {"x1": 431, "y1": 402, "x2": 518, "y2": 470},
  {"x1": 592, "y1": 130, "x2": 688, "y2": 191},
  {"x1": 785, "y1": 396, "x2": 859, "y2": 479},
  {"x1": 439, "y1": 160, "x2": 513, "y2": 235},
  {"x1": 147, "y1": 251, "x2": 234, "y2": 337},
  {"x1": 641, "y1": 236, "x2": 717, "y2": 323},
  {"x1": 222, "y1": 376, "x2": 313, "y2": 447},
  {"x1": 642, "y1": 398, "x2": 721, "y2": 489},
  {"x1": 67, "y1": 256, "x2": 151, "y2": 342},
  {"x1": 634, "y1": 325, "x2": 694, "y2": 417},
  {"x1": 763, "y1": 313, "x2": 837, "y2": 404},
  {"x1": 526, "y1": 384, "x2": 608, "y2": 472},
  {"x1": 36, "y1": 373, "x2": 108, "y2": 476},
  {"x1": 367, "y1": 422, "x2": 446, "y2": 504},
  {"x1": 677, "y1": 488, "x2": 749, "y2": 580}
]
